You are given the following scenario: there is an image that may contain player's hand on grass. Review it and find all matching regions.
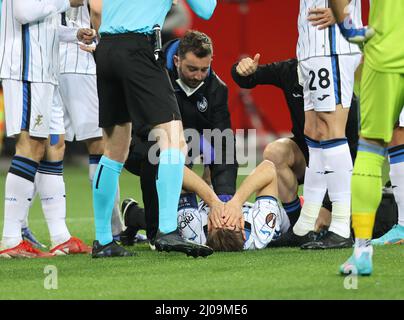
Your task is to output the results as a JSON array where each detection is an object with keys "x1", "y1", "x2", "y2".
[
  {"x1": 77, "y1": 28, "x2": 97, "y2": 45},
  {"x1": 236, "y1": 53, "x2": 260, "y2": 77},
  {"x1": 70, "y1": 0, "x2": 84, "y2": 7},
  {"x1": 307, "y1": 8, "x2": 336, "y2": 30}
]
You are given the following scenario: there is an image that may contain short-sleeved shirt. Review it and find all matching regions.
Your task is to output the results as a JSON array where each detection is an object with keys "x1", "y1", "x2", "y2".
[
  {"x1": 99, "y1": 0, "x2": 172, "y2": 35},
  {"x1": 365, "y1": 0, "x2": 404, "y2": 74}
]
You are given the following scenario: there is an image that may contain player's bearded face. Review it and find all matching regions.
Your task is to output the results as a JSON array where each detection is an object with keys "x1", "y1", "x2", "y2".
[{"x1": 175, "y1": 52, "x2": 212, "y2": 88}]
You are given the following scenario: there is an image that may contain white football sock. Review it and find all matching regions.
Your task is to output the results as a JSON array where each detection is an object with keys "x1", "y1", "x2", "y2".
[
  {"x1": 321, "y1": 139, "x2": 353, "y2": 238},
  {"x1": 36, "y1": 162, "x2": 70, "y2": 246},
  {"x1": 2, "y1": 173, "x2": 36, "y2": 248},
  {"x1": 2, "y1": 156, "x2": 39, "y2": 249},
  {"x1": 294, "y1": 142, "x2": 326, "y2": 236}
]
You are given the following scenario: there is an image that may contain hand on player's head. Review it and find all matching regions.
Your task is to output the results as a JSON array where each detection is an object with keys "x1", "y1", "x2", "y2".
[
  {"x1": 236, "y1": 53, "x2": 260, "y2": 77},
  {"x1": 69, "y1": 0, "x2": 84, "y2": 8},
  {"x1": 222, "y1": 201, "x2": 245, "y2": 239},
  {"x1": 307, "y1": 7, "x2": 336, "y2": 30},
  {"x1": 207, "y1": 200, "x2": 226, "y2": 230}
]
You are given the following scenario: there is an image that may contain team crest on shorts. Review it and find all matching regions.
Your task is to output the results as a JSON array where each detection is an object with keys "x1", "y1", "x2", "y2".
[
  {"x1": 33, "y1": 115, "x2": 44, "y2": 129},
  {"x1": 197, "y1": 97, "x2": 208, "y2": 112},
  {"x1": 265, "y1": 213, "x2": 276, "y2": 229}
]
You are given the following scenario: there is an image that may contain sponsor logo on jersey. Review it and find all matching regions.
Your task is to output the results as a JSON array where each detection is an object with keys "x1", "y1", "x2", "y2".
[{"x1": 197, "y1": 96, "x2": 208, "y2": 112}]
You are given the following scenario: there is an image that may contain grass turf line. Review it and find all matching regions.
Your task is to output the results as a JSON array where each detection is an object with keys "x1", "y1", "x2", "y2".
[{"x1": 0, "y1": 166, "x2": 403, "y2": 299}]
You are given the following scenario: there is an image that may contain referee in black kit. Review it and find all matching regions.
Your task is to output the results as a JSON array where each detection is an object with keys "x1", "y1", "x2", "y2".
[
  {"x1": 121, "y1": 30, "x2": 238, "y2": 245},
  {"x1": 91, "y1": 0, "x2": 217, "y2": 258}
]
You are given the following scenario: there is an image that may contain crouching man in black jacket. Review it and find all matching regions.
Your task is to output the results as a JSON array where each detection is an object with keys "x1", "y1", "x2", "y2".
[{"x1": 121, "y1": 30, "x2": 238, "y2": 245}]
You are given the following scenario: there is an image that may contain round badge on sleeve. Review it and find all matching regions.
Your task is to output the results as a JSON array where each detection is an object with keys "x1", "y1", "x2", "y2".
[{"x1": 197, "y1": 97, "x2": 208, "y2": 112}]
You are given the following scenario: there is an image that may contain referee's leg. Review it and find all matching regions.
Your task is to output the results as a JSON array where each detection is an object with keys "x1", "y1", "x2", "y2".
[{"x1": 92, "y1": 123, "x2": 134, "y2": 258}]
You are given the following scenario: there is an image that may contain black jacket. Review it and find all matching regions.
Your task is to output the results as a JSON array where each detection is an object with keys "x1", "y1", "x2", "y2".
[{"x1": 127, "y1": 39, "x2": 238, "y2": 195}]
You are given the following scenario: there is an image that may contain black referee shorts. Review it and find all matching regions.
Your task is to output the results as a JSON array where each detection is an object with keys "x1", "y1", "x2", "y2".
[{"x1": 96, "y1": 33, "x2": 181, "y2": 128}]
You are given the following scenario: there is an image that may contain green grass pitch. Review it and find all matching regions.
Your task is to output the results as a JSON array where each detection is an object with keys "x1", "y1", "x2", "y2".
[{"x1": 0, "y1": 165, "x2": 403, "y2": 300}]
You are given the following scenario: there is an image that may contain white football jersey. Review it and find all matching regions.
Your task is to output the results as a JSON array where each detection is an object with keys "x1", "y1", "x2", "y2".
[
  {"x1": 59, "y1": 0, "x2": 96, "y2": 75},
  {"x1": 178, "y1": 197, "x2": 290, "y2": 250},
  {"x1": 297, "y1": 0, "x2": 362, "y2": 61},
  {"x1": 0, "y1": 0, "x2": 70, "y2": 84}
]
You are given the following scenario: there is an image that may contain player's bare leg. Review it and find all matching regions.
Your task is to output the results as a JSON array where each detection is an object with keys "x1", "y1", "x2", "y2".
[{"x1": 263, "y1": 138, "x2": 306, "y2": 226}]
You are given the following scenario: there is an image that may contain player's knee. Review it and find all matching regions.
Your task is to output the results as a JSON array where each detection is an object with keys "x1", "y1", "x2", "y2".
[
  {"x1": 261, "y1": 160, "x2": 277, "y2": 181},
  {"x1": 16, "y1": 136, "x2": 46, "y2": 162},
  {"x1": 263, "y1": 141, "x2": 288, "y2": 168},
  {"x1": 86, "y1": 137, "x2": 104, "y2": 155}
]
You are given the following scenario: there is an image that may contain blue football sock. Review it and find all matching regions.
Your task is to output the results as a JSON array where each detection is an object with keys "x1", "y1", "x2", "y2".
[
  {"x1": 157, "y1": 149, "x2": 185, "y2": 234},
  {"x1": 93, "y1": 156, "x2": 123, "y2": 245}
]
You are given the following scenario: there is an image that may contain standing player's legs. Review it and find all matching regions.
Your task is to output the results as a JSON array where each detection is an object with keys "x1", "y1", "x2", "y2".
[
  {"x1": 295, "y1": 110, "x2": 326, "y2": 237},
  {"x1": 0, "y1": 80, "x2": 53, "y2": 258},
  {"x1": 263, "y1": 137, "x2": 306, "y2": 226},
  {"x1": 36, "y1": 93, "x2": 91, "y2": 255},
  {"x1": 302, "y1": 55, "x2": 360, "y2": 249},
  {"x1": 37, "y1": 135, "x2": 70, "y2": 247},
  {"x1": 317, "y1": 105, "x2": 352, "y2": 240},
  {"x1": 372, "y1": 109, "x2": 404, "y2": 245},
  {"x1": 340, "y1": 64, "x2": 404, "y2": 275},
  {"x1": 59, "y1": 73, "x2": 124, "y2": 239}
]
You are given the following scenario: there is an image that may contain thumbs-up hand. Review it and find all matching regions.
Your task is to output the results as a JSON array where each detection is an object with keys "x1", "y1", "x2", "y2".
[{"x1": 236, "y1": 53, "x2": 261, "y2": 77}]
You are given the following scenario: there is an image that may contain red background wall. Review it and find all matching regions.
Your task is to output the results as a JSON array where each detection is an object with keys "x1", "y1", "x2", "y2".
[{"x1": 190, "y1": 0, "x2": 369, "y2": 134}]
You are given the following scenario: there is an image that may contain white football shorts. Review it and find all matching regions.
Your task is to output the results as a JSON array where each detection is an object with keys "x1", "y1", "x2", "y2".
[
  {"x1": 58, "y1": 73, "x2": 102, "y2": 141},
  {"x1": 3, "y1": 79, "x2": 64, "y2": 138},
  {"x1": 299, "y1": 54, "x2": 362, "y2": 112}
]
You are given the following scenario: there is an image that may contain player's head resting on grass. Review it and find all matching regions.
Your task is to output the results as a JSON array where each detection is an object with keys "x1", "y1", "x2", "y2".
[
  {"x1": 206, "y1": 227, "x2": 244, "y2": 252},
  {"x1": 174, "y1": 30, "x2": 213, "y2": 88}
]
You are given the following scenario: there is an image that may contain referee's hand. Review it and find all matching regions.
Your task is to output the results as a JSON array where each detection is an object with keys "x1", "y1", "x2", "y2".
[{"x1": 236, "y1": 54, "x2": 260, "y2": 77}]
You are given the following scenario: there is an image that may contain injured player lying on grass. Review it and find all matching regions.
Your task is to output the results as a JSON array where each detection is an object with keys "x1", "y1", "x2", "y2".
[{"x1": 122, "y1": 160, "x2": 291, "y2": 251}]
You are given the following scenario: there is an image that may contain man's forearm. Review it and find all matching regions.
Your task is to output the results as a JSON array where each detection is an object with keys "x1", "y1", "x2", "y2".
[
  {"x1": 329, "y1": 0, "x2": 351, "y2": 23},
  {"x1": 232, "y1": 161, "x2": 275, "y2": 206},
  {"x1": 183, "y1": 166, "x2": 220, "y2": 207},
  {"x1": 89, "y1": 0, "x2": 102, "y2": 33},
  {"x1": 14, "y1": 0, "x2": 70, "y2": 25}
]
